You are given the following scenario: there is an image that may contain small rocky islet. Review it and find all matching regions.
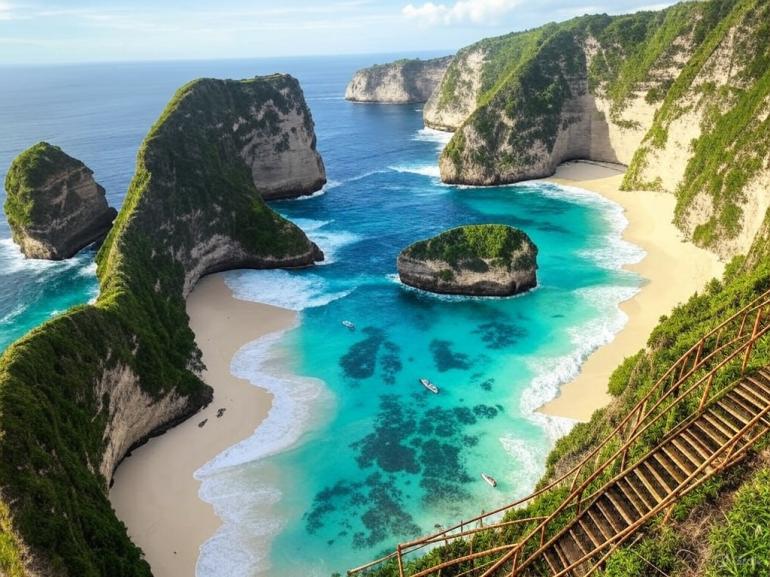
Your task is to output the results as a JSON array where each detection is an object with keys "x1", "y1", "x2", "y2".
[
  {"x1": 3, "y1": 142, "x2": 117, "y2": 259},
  {"x1": 397, "y1": 224, "x2": 538, "y2": 296}
]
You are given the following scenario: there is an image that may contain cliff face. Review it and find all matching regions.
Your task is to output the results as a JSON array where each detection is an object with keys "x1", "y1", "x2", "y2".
[
  {"x1": 624, "y1": 0, "x2": 770, "y2": 258},
  {"x1": 0, "y1": 74, "x2": 324, "y2": 576},
  {"x1": 438, "y1": 7, "x2": 706, "y2": 185},
  {"x1": 345, "y1": 56, "x2": 453, "y2": 103},
  {"x1": 4, "y1": 142, "x2": 117, "y2": 259},
  {"x1": 433, "y1": 0, "x2": 770, "y2": 260},
  {"x1": 397, "y1": 225, "x2": 538, "y2": 296}
]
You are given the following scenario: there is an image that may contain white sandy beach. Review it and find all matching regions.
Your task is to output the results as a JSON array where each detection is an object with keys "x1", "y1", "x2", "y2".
[
  {"x1": 109, "y1": 274, "x2": 295, "y2": 577},
  {"x1": 540, "y1": 161, "x2": 725, "y2": 421}
]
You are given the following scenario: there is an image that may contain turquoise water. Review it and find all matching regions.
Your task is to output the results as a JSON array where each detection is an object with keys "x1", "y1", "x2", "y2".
[{"x1": 0, "y1": 58, "x2": 643, "y2": 577}]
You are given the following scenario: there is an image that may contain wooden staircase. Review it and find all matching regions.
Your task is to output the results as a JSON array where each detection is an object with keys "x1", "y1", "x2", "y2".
[
  {"x1": 534, "y1": 369, "x2": 770, "y2": 577},
  {"x1": 348, "y1": 290, "x2": 770, "y2": 577}
]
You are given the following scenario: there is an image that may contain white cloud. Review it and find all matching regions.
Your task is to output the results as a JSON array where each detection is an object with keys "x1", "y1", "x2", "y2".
[
  {"x1": 0, "y1": 1, "x2": 15, "y2": 20},
  {"x1": 402, "y1": 0, "x2": 522, "y2": 26}
]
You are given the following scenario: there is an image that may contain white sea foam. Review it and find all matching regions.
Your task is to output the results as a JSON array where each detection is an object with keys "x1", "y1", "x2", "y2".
[
  {"x1": 195, "y1": 326, "x2": 335, "y2": 577},
  {"x1": 0, "y1": 304, "x2": 25, "y2": 325},
  {"x1": 196, "y1": 328, "x2": 333, "y2": 475},
  {"x1": 499, "y1": 435, "x2": 549, "y2": 494},
  {"x1": 520, "y1": 284, "x2": 639, "y2": 415},
  {"x1": 412, "y1": 127, "x2": 454, "y2": 151},
  {"x1": 290, "y1": 218, "x2": 361, "y2": 264},
  {"x1": 389, "y1": 163, "x2": 441, "y2": 178},
  {"x1": 225, "y1": 269, "x2": 354, "y2": 311},
  {"x1": 78, "y1": 262, "x2": 98, "y2": 277}
]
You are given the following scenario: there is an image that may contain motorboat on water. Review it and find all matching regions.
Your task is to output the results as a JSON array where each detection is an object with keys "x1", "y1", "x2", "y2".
[
  {"x1": 481, "y1": 472, "x2": 497, "y2": 487},
  {"x1": 419, "y1": 377, "x2": 439, "y2": 394},
  {"x1": 342, "y1": 320, "x2": 355, "y2": 330}
]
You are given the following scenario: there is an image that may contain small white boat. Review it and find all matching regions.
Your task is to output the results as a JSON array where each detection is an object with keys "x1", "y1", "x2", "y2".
[
  {"x1": 419, "y1": 378, "x2": 439, "y2": 394},
  {"x1": 481, "y1": 473, "x2": 497, "y2": 488},
  {"x1": 342, "y1": 320, "x2": 355, "y2": 330}
]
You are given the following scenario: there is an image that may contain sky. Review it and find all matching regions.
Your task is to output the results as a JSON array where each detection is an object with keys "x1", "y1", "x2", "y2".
[{"x1": 0, "y1": 0, "x2": 676, "y2": 65}]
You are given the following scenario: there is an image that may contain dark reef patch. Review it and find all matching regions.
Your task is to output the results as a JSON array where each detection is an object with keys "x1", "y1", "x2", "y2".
[
  {"x1": 430, "y1": 339, "x2": 471, "y2": 371},
  {"x1": 340, "y1": 327, "x2": 403, "y2": 385},
  {"x1": 352, "y1": 395, "x2": 420, "y2": 474},
  {"x1": 340, "y1": 327, "x2": 384, "y2": 379},
  {"x1": 473, "y1": 321, "x2": 527, "y2": 349}
]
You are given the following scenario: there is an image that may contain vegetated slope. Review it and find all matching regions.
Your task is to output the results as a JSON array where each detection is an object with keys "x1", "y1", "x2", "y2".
[
  {"x1": 624, "y1": 0, "x2": 770, "y2": 258},
  {"x1": 0, "y1": 74, "x2": 323, "y2": 577}
]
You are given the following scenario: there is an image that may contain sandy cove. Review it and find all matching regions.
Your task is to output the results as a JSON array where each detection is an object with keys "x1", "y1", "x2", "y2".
[
  {"x1": 109, "y1": 160, "x2": 724, "y2": 575},
  {"x1": 109, "y1": 274, "x2": 295, "y2": 577},
  {"x1": 539, "y1": 161, "x2": 725, "y2": 421}
]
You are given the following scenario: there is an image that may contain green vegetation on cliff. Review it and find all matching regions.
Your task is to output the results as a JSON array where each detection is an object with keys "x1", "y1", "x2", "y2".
[
  {"x1": 4, "y1": 142, "x2": 87, "y2": 229},
  {"x1": 0, "y1": 74, "x2": 321, "y2": 576},
  {"x1": 440, "y1": 4, "x2": 712, "y2": 183},
  {"x1": 623, "y1": 0, "x2": 770, "y2": 252},
  {"x1": 404, "y1": 224, "x2": 533, "y2": 271}
]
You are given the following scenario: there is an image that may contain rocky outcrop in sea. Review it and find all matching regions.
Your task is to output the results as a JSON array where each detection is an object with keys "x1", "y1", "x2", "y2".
[
  {"x1": 4, "y1": 142, "x2": 117, "y2": 259},
  {"x1": 397, "y1": 224, "x2": 538, "y2": 296}
]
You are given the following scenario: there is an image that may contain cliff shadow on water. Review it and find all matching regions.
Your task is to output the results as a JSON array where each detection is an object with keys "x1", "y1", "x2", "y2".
[{"x1": 0, "y1": 74, "x2": 325, "y2": 576}]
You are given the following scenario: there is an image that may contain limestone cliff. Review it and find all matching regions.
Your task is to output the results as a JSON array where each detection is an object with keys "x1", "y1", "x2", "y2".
[
  {"x1": 433, "y1": 0, "x2": 770, "y2": 260},
  {"x1": 345, "y1": 56, "x2": 453, "y2": 104},
  {"x1": 4, "y1": 142, "x2": 117, "y2": 259},
  {"x1": 0, "y1": 74, "x2": 324, "y2": 576},
  {"x1": 624, "y1": 0, "x2": 770, "y2": 258},
  {"x1": 397, "y1": 225, "x2": 537, "y2": 296}
]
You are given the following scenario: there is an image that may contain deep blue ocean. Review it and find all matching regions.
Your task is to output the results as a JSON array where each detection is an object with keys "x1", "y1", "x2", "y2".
[{"x1": 0, "y1": 55, "x2": 644, "y2": 577}]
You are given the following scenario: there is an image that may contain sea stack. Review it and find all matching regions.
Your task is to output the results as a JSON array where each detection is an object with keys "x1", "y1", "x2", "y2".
[
  {"x1": 345, "y1": 56, "x2": 453, "y2": 103},
  {"x1": 4, "y1": 142, "x2": 117, "y2": 259},
  {"x1": 397, "y1": 224, "x2": 538, "y2": 296}
]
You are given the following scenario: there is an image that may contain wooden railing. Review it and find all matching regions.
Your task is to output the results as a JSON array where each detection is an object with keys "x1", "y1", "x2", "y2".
[{"x1": 348, "y1": 287, "x2": 770, "y2": 577}]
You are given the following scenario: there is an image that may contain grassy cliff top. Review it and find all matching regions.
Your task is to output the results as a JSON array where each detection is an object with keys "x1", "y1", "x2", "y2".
[
  {"x1": 4, "y1": 141, "x2": 91, "y2": 229},
  {"x1": 403, "y1": 224, "x2": 535, "y2": 269}
]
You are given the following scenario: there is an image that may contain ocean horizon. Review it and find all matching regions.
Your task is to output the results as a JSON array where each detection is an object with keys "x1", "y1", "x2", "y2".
[{"x1": 0, "y1": 55, "x2": 644, "y2": 577}]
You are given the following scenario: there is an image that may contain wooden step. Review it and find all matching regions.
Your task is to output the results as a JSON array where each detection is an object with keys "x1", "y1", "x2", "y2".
[
  {"x1": 661, "y1": 443, "x2": 696, "y2": 475},
  {"x1": 618, "y1": 477, "x2": 653, "y2": 513},
  {"x1": 631, "y1": 467, "x2": 664, "y2": 503},
  {"x1": 727, "y1": 390, "x2": 763, "y2": 418},
  {"x1": 670, "y1": 437, "x2": 704, "y2": 469},
  {"x1": 595, "y1": 497, "x2": 625, "y2": 533},
  {"x1": 586, "y1": 507, "x2": 614, "y2": 540},
  {"x1": 566, "y1": 525, "x2": 591, "y2": 558},
  {"x1": 731, "y1": 386, "x2": 765, "y2": 412},
  {"x1": 652, "y1": 451, "x2": 686, "y2": 485},
  {"x1": 706, "y1": 409, "x2": 742, "y2": 436},
  {"x1": 561, "y1": 531, "x2": 587, "y2": 564},
  {"x1": 552, "y1": 542, "x2": 571, "y2": 574},
  {"x1": 606, "y1": 486, "x2": 640, "y2": 523},
  {"x1": 643, "y1": 460, "x2": 676, "y2": 494},
  {"x1": 756, "y1": 369, "x2": 770, "y2": 388},
  {"x1": 543, "y1": 549, "x2": 563, "y2": 574},
  {"x1": 577, "y1": 517, "x2": 603, "y2": 549},
  {"x1": 718, "y1": 398, "x2": 753, "y2": 426},
  {"x1": 743, "y1": 377, "x2": 770, "y2": 405},
  {"x1": 700, "y1": 413, "x2": 735, "y2": 441},
  {"x1": 691, "y1": 419, "x2": 727, "y2": 450},
  {"x1": 680, "y1": 430, "x2": 713, "y2": 461}
]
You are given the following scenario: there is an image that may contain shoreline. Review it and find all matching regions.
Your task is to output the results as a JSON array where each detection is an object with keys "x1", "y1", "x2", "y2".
[
  {"x1": 109, "y1": 274, "x2": 295, "y2": 577},
  {"x1": 539, "y1": 161, "x2": 724, "y2": 421}
]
